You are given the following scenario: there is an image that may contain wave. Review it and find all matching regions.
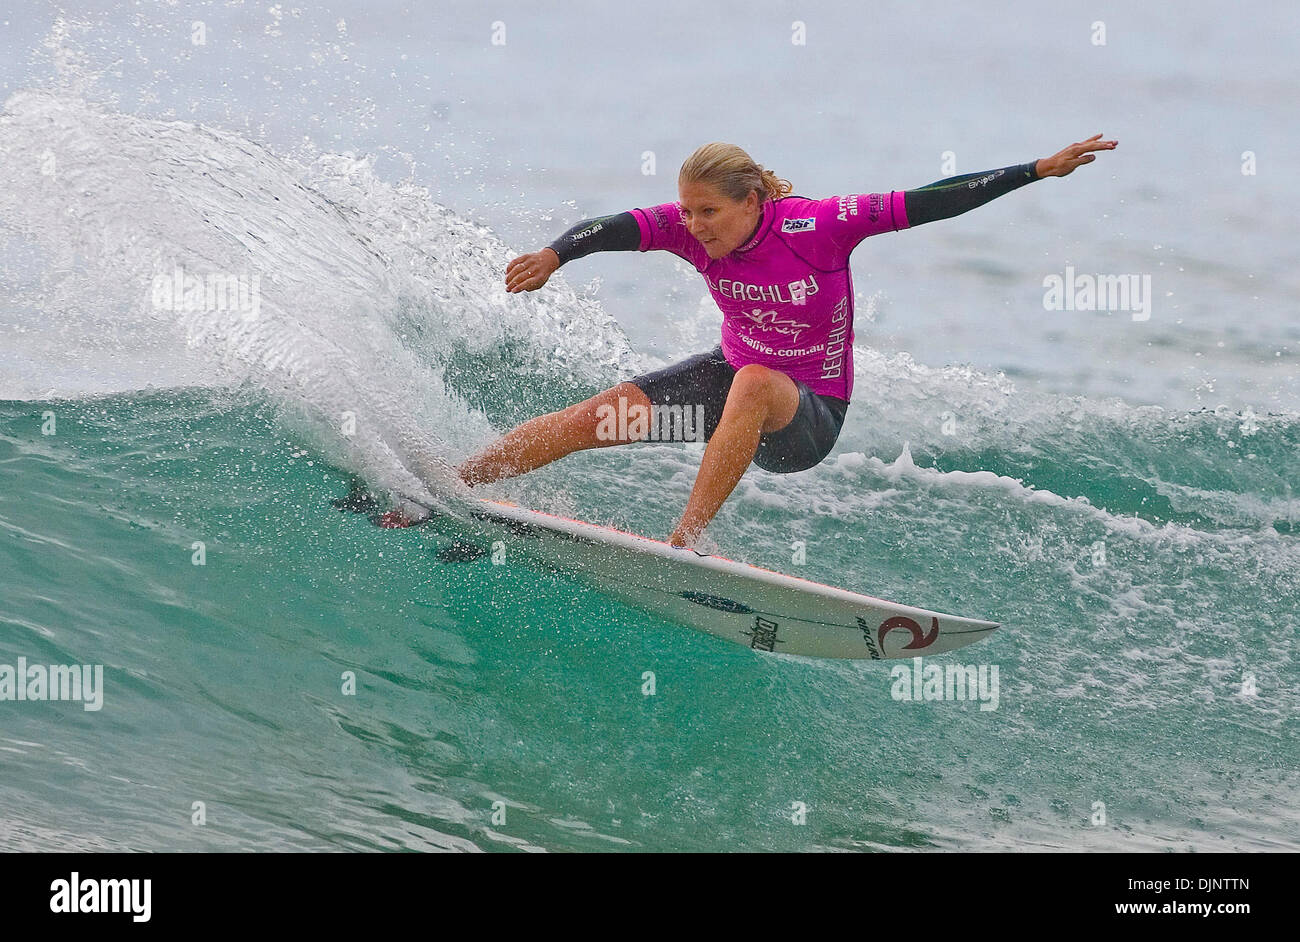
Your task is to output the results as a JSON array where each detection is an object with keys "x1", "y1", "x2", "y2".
[{"x1": 0, "y1": 89, "x2": 640, "y2": 514}]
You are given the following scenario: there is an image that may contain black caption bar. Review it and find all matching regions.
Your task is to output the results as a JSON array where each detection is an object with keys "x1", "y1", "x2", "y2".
[{"x1": 0, "y1": 852, "x2": 1282, "y2": 929}]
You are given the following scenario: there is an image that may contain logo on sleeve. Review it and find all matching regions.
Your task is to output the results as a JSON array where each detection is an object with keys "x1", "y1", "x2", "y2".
[
  {"x1": 867, "y1": 193, "x2": 886, "y2": 222},
  {"x1": 782, "y1": 217, "x2": 816, "y2": 233}
]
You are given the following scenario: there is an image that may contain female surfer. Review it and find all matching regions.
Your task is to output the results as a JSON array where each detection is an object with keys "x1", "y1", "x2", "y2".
[{"x1": 450, "y1": 136, "x2": 1115, "y2": 548}]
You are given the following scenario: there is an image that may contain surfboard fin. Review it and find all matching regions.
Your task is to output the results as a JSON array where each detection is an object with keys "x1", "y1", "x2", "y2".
[{"x1": 330, "y1": 480, "x2": 380, "y2": 514}]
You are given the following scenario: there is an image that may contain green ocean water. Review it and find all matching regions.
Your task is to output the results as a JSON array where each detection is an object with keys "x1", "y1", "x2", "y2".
[{"x1": 2, "y1": 385, "x2": 1296, "y2": 851}]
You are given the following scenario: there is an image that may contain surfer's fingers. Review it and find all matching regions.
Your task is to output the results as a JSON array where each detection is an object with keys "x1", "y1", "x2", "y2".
[
  {"x1": 506, "y1": 259, "x2": 536, "y2": 292},
  {"x1": 506, "y1": 252, "x2": 553, "y2": 292},
  {"x1": 505, "y1": 259, "x2": 523, "y2": 290},
  {"x1": 501, "y1": 270, "x2": 533, "y2": 292},
  {"x1": 1071, "y1": 137, "x2": 1117, "y2": 156},
  {"x1": 506, "y1": 271, "x2": 538, "y2": 293}
]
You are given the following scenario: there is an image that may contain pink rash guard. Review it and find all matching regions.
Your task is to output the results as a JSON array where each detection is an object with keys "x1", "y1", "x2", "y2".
[{"x1": 629, "y1": 193, "x2": 910, "y2": 402}]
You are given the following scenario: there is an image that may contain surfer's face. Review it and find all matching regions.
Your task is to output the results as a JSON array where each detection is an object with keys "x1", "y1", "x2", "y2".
[{"x1": 678, "y1": 181, "x2": 762, "y2": 259}]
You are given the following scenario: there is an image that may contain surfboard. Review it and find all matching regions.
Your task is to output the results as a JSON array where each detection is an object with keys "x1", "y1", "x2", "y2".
[{"x1": 453, "y1": 498, "x2": 999, "y2": 660}]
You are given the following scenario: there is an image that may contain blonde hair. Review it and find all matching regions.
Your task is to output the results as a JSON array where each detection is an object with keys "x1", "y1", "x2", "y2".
[{"x1": 678, "y1": 142, "x2": 793, "y2": 205}]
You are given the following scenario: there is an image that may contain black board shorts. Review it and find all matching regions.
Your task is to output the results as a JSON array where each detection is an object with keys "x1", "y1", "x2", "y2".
[{"x1": 626, "y1": 345, "x2": 849, "y2": 473}]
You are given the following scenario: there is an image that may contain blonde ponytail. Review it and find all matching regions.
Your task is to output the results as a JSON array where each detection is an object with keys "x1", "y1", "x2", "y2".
[{"x1": 678, "y1": 142, "x2": 792, "y2": 204}]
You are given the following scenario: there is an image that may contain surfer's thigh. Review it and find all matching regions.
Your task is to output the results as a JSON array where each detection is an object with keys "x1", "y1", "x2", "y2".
[
  {"x1": 559, "y1": 381, "x2": 655, "y2": 448},
  {"x1": 624, "y1": 346, "x2": 735, "y2": 442},
  {"x1": 753, "y1": 383, "x2": 850, "y2": 473}
]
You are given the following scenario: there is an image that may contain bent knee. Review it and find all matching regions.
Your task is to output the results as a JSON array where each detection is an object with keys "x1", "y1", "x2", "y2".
[
  {"x1": 728, "y1": 364, "x2": 784, "y2": 405},
  {"x1": 725, "y1": 365, "x2": 799, "y2": 431},
  {"x1": 732, "y1": 363, "x2": 771, "y2": 382}
]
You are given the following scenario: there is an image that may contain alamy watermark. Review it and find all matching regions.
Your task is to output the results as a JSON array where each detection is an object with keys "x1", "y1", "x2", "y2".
[
  {"x1": 50, "y1": 872, "x2": 150, "y2": 922},
  {"x1": 1043, "y1": 265, "x2": 1151, "y2": 321},
  {"x1": 890, "y1": 656, "x2": 999, "y2": 711},
  {"x1": 151, "y1": 265, "x2": 261, "y2": 320},
  {"x1": 595, "y1": 395, "x2": 706, "y2": 442},
  {"x1": 0, "y1": 658, "x2": 104, "y2": 711}
]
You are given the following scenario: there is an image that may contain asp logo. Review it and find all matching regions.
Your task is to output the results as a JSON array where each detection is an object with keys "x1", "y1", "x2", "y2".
[{"x1": 781, "y1": 216, "x2": 816, "y2": 233}]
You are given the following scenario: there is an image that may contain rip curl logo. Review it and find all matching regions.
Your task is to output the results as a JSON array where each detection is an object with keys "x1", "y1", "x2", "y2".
[
  {"x1": 879, "y1": 615, "x2": 940, "y2": 651},
  {"x1": 741, "y1": 308, "x2": 812, "y2": 342},
  {"x1": 781, "y1": 216, "x2": 815, "y2": 233}
]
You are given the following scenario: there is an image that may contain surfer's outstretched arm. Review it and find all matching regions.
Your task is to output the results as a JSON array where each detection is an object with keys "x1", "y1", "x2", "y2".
[
  {"x1": 504, "y1": 212, "x2": 640, "y2": 293},
  {"x1": 547, "y1": 212, "x2": 641, "y2": 264},
  {"x1": 903, "y1": 161, "x2": 1040, "y2": 226},
  {"x1": 904, "y1": 134, "x2": 1117, "y2": 227}
]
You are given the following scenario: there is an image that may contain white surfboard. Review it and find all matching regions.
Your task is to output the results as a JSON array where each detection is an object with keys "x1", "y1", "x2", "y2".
[{"x1": 461, "y1": 499, "x2": 999, "y2": 660}]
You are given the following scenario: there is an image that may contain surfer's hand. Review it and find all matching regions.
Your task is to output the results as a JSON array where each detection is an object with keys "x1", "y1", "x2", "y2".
[
  {"x1": 505, "y1": 249, "x2": 560, "y2": 293},
  {"x1": 1035, "y1": 134, "x2": 1117, "y2": 178}
]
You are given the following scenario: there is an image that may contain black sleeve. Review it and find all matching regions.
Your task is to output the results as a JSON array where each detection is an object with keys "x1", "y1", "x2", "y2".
[
  {"x1": 903, "y1": 162, "x2": 1040, "y2": 228},
  {"x1": 547, "y1": 211, "x2": 642, "y2": 265}
]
